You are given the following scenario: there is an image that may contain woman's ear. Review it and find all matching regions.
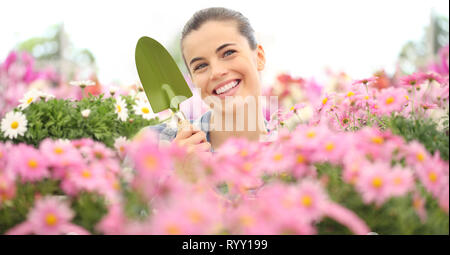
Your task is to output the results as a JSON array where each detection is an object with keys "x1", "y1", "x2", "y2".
[{"x1": 256, "y1": 44, "x2": 266, "y2": 71}]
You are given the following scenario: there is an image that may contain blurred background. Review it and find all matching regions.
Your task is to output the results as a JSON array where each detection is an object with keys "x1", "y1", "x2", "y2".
[{"x1": 0, "y1": 0, "x2": 449, "y2": 119}]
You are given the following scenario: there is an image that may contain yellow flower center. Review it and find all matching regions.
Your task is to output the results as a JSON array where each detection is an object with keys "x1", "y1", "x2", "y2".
[
  {"x1": 416, "y1": 153, "x2": 424, "y2": 162},
  {"x1": 394, "y1": 177, "x2": 402, "y2": 185},
  {"x1": 144, "y1": 155, "x2": 157, "y2": 170},
  {"x1": 240, "y1": 215, "x2": 255, "y2": 227},
  {"x1": 301, "y1": 195, "x2": 312, "y2": 207},
  {"x1": 0, "y1": 151, "x2": 3, "y2": 159},
  {"x1": 141, "y1": 107, "x2": 150, "y2": 114},
  {"x1": 290, "y1": 106, "x2": 295, "y2": 111},
  {"x1": 385, "y1": 97, "x2": 394, "y2": 105},
  {"x1": 405, "y1": 95, "x2": 409, "y2": 100},
  {"x1": 27, "y1": 97, "x2": 33, "y2": 104},
  {"x1": 81, "y1": 169, "x2": 92, "y2": 179},
  {"x1": 116, "y1": 105, "x2": 122, "y2": 112},
  {"x1": 371, "y1": 136, "x2": 384, "y2": 144},
  {"x1": 54, "y1": 147, "x2": 64, "y2": 154},
  {"x1": 28, "y1": 159, "x2": 38, "y2": 169},
  {"x1": 188, "y1": 211, "x2": 203, "y2": 224},
  {"x1": 372, "y1": 177, "x2": 383, "y2": 188},
  {"x1": 242, "y1": 162, "x2": 252, "y2": 172},
  {"x1": 306, "y1": 131, "x2": 316, "y2": 138},
  {"x1": 119, "y1": 146, "x2": 125, "y2": 153},
  {"x1": 10, "y1": 121, "x2": 19, "y2": 129},
  {"x1": 347, "y1": 91, "x2": 355, "y2": 97},
  {"x1": 166, "y1": 224, "x2": 181, "y2": 235},
  {"x1": 364, "y1": 95, "x2": 369, "y2": 100},
  {"x1": 240, "y1": 150, "x2": 248, "y2": 157},
  {"x1": 374, "y1": 104, "x2": 379, "y2": 109},
  {"x1": 428, "y1": 172, "x2": 437, "y2": 183},
  {"x1": 322, "y1": 97, "x2": 328, "y2": 105},
  {"x1": 325, "y1": 142, "x2": 335, "y2": 151},
  {"x1": 45, "y1": 213, "x2": 58, "y2": 226},
  {"x1": 273, "y1": 153, "x2": 283, "y2": 161},
  {"x1": 297, "y1": 154, "x2": 305, "y2": 164}
]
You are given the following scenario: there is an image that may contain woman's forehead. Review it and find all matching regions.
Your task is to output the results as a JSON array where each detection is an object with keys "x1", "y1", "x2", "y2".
[{"x1": 182, "y1": 20, "x2": 246, "y2": 57}]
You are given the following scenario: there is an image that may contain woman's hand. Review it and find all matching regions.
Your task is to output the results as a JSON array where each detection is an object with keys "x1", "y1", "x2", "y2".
[
  {"x1": 172, "y1": 124, "x2": 211, "y2": 182},
  {"x1": 173, "y1": 124, "x2": 211, "y2": 153}
]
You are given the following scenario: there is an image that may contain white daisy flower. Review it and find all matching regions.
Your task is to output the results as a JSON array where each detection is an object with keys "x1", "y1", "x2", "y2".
[
  {"x1": 135, "y1": 91, "x2": 149, "y2": 104},
  {"x1": 69, "y1": 80, "x2": 95, "y2": 88},
  {"x1": 115, "y1": 97, "x2": 129, "y2": 122},
  {"x1": 1, "y1": 111, "x2": 28, "y2": 139},
  {"x1": 81, "y1": 109, "x2": 91, "y2": 118},
  {"x1": 133, "y1": 101, "x2": 156, "y2": 120},
  {"x1": 18, "y1": 89, "x2": 42, "y2": 110}
]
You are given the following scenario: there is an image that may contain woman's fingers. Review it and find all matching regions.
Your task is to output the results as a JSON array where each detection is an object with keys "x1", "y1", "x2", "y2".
[
  {"x1": 184, "y1": 131, "x2": 207, "y2": 145},
  {"x1": 194, "y1": 141, "x2": 211, "y2": 152}
]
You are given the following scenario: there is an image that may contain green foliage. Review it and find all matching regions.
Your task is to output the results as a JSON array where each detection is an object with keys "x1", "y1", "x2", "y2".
[
  {"x1": 0, "y1": 94, "x2": 160, "y2": 148},
  {"x1": 315, "y1": 163, "x2": 449, "y2": 234},
  {"x1": 385, "y1": 114, "x2": 449, "y2": 161},
  {"x1": 71, "y1": 192, "x2": 108, "y2": 234}
]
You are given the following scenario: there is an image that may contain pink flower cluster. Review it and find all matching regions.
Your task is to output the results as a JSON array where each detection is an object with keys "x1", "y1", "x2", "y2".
[
  {"x1": 0, "y1": 138, "x2": 123, "y2": 209},
  {"x1": 310, "y1": 72, "x2": 449, "y2": 130},
  {"x1": 0, "y1": 51, "x2": 58, "y2": 116},
  {"x1": 97, "y1": 122, "x2": 447, "y2": 235}
]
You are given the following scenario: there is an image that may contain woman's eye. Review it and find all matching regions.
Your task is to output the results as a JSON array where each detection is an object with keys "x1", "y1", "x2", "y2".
[
  {"x1": 223, "y1": 49, "x2": 236, "y2": 57},
  {"x1": 194, "y1": 63, "x2": 207, "y2": 71}
]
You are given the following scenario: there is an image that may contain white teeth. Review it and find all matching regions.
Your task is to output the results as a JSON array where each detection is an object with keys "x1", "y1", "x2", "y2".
[{"x1": 215, "y1": 80, "x2": 239, "y2": 95}]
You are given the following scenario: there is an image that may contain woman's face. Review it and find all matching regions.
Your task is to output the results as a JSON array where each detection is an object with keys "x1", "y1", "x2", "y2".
[{"x1": 182, "y1": 20, "x2": 265, "y2": 111}]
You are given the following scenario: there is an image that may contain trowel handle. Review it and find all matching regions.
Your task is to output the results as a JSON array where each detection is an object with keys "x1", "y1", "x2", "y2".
[{"x1": 173, "y1": 110, "x2": 191, "y2": 130}]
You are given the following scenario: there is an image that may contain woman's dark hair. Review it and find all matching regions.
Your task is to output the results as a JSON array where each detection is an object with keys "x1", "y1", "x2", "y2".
[{"x1": 181, "y1": 7, "x2": 257, "y2": 54}]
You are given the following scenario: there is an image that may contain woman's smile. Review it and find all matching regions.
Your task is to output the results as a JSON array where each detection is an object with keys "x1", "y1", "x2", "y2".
[{"x1": 212, "y1": 79, "x2": 242, "y2": 99}]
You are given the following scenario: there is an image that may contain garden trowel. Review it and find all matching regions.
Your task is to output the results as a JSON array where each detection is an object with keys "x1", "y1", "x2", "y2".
[{"x1": 135, "y1": 36, "x2": 193, "y2": 128}]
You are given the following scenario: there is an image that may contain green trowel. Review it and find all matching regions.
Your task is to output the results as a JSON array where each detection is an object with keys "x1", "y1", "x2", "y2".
[{"x1": 135, "y1": 36, "x2": 193, "y2": 127}]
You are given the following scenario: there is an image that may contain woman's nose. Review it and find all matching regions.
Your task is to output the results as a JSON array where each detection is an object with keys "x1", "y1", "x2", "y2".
[{"x1": 209, "y1": 61, "x2": 228, "y2": 81}]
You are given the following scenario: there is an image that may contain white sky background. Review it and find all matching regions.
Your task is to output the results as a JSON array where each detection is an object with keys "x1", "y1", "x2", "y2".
[{"x1": 0, "y1": 0, "x2": 449, "y2": 87}]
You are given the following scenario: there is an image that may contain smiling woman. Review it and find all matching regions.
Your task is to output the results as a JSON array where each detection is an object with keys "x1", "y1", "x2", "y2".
[{"x1": 149, "y1": 7, "x2": 271, "y2": 154}]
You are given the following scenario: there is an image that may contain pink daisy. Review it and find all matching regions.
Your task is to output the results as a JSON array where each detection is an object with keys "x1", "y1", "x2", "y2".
[
  {"x1": 6, "y1": 196, "x2": 90, "y2": 235},
  {"x1": 389, "y1": 166, "x2": 414, "y2": 197},
  {"x1": 293, "y1": 179, "x2": 328, "y2": 221},
  {"x1": 399, "y1": 73, "x2": 425, "y2": 87},
  {"x1": 9, "y1": 144, "x2": 49, "y2": 183},
  {"x1": 376, "y1": 87, "x2": 409, "y2": 115},
  {"x1": 352, "y1": 76, "x2": 379, "y2": 86},
  {"x1": 39, "y1": 138, "x2": 83, "y2": 178},
  {"x1": 0, "y1": 171, "x2": 16, "y2": 204},
  {"x1": 356, "y1": 162, "x2": 394, "y2": 206}
]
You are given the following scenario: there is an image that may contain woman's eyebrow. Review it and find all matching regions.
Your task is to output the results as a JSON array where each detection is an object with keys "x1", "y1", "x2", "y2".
[{"x1": 189, "y1": 43, "x2": 236, "y2": 67}]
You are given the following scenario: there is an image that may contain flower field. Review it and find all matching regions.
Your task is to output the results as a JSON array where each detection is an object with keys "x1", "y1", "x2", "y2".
[{"x1": 0, "y1": 46, "x2": 449, "y2": 235}]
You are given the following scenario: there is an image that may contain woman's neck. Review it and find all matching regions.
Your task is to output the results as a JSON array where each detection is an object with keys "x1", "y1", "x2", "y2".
[{"x1": 209, "y1": 105, "x2": 267, "y2": 150}]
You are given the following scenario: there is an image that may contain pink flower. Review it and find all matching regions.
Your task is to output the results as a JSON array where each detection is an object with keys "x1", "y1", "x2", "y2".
[
  {"x1": 6, "y1": 196, "x2": 90, "y2": 235},
  {"x1": 9, "y1": 144, "x2": 49, "y2": 183},
  {"x1": 352, "y1": 76, "x2": 379, "y2": 86},
  {"x1": 399, "y1": 73, "x2": 425, "y2": 87},
  {"x1": 39, "y1": 138, "x2": 83, "y2": 178},
  {"x1": 376, "y1": 87, "x2": 409, "y2": 115},
  {"x1": 420, "y1": 72, "x2": 445, "y2": 85},
  {"x1": 412, "y1": 191, "x2": 427, "y2": 223},
  {"x1": 438, "y1": 184, "x2": 449, "y2": 214},
  {"x1": 258, "y1": 143, "x2": 295, "y2": 174},
  {"x1": 0, "y1": 171, "x2": 16, "y2": 205},
  {"x1": 80, "y1": 142, "x2": 115, "y2": 164},
  {"x1": 114, "y1": 136, "x2": 129, "y2": 159},
  {"x1": 150, "y1": 196, "x2": 222, "y2": 235},
  {"x1": 128, "y1": 129, "x2": 172, "y2": 177},
  {"x1": 70, "y1": 162, "x2": 107, "y2": 193},
  {"x1": 389, "y1": 166, "x2": 414, "y2": 197},
  {"x1": 404, "y1": 141, "x2": 430, "y2": 167},
  {"x1": 356, "y1": 162, "x2": 394, "y2": 206},
  {"x1": 294, "y1": 180, "x2": 328, "y2": 221},
  {"x1": 415, "y1": 153, "x2": 448, "y2": 198}
]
